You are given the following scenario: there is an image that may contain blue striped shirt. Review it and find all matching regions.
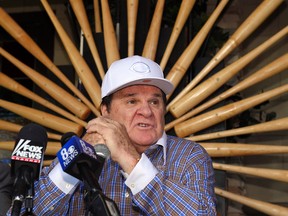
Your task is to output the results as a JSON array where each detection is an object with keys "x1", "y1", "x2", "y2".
[{"x1": 8, "y1": 135, "x2": 216, "y2": 215}]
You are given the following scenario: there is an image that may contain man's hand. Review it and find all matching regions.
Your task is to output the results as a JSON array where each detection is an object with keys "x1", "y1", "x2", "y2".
[{"x1": 85, "y1": 117, "x2": 141, "y2": 174}]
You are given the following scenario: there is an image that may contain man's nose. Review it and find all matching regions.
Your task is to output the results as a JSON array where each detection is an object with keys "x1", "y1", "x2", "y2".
[{"x1": 138, "y1": 103, "x2": 153, "y2": 116}]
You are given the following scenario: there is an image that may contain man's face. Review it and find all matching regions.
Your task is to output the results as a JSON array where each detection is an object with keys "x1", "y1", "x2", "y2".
[{"x1": 101, "y1": 85, "x2": 166, "y2": 151}]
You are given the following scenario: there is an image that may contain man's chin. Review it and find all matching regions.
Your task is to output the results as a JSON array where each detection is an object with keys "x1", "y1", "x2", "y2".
[
  {"x1": 131, "y1": 130, "x2": 159, "y2": 143},
  {"x1": 132, "y1": 136, "x2": 158, "y2": 147}
]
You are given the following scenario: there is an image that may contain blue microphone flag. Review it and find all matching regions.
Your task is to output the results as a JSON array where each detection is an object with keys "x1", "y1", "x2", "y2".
[{"x1": 57, "y1": 136, "x2": 103, "y2": 180}]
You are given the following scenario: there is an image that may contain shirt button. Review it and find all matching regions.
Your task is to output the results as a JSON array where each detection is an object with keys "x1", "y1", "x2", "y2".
[
  {"x1": 125, "y1": 192, "x2": 129, "y2": 198},
  {"x1": 49, "y1": 206, "x2": 54, "y2": 211},
  {"x1": 131, "y1": 184, "x2": 135, "y2": 188},
  {"x1": 66, "y1": 184, "x2": 71, "y2": 189}
]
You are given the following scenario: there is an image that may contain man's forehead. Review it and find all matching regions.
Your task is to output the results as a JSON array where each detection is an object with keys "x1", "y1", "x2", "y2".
[{"x1": 115, "y1": 84, "x2": 162, "y2": 95}]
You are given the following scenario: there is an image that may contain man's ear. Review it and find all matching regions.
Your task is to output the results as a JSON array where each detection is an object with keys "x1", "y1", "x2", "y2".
[{"x1": 100, "y1": 104, "x2": 109, "y2": 116}]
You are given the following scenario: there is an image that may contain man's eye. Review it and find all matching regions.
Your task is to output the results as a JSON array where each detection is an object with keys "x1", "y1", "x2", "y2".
[
  {"x1": 127, "y1": 100, "x2": 136, "y2": 104},
  {"x1": 150, "y1": 100, "x2": 159, "y2": 105}
]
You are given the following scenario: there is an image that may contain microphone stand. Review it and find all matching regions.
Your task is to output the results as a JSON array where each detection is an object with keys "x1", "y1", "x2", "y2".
[
  {"x1": 11, "y1": 183, "x2": 25, "y2": 216},
  {"x1": 77, "y1": 162, "x2": 120, "y2": 216},
  {"x1": 84, "y1": 188, "x2": 120, "y2": 216},
  {"x1": 23, "y1": 179, "x2": 35, "y2": 216},
  {"x1": 11, "y1": 166, "x2": 33, "y2": 216}
]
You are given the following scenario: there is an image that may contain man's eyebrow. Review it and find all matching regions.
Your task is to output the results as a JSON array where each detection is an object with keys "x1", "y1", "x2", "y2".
[
  {"x1": 122, "y1": 93, "x2": 137, "y2": 97},
  {"x1": 152, "y1": 93, "x2": 162, "y2": 98},
  {"x1": 121, "y1": 92, "x2": 162, "y2": 98}
]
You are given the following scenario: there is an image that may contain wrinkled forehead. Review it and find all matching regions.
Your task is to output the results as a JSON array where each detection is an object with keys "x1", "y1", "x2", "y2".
[{"x1": 113, "y1": 84, "x2": 164, "y2": 97}]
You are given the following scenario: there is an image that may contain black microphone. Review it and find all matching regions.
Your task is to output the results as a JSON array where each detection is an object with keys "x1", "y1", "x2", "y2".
[
  {"x1": 10, "y1": 123, "x2": 47, "y2": 216},
  {"x1": 61, "y1": 132, "x2": 111, "y2": 161},
  {"x1": 58, "y1": 132, "x2": 120, "y2": 216}
]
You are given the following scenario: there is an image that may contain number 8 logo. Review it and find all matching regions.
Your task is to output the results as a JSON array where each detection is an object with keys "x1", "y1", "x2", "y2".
[{"x1": 61, "y1": 148, "x2": 68, "y2": 160}]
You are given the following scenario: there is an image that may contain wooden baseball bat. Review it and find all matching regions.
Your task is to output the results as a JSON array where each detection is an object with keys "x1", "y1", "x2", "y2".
[
  {"x1": 160, "y1": 0, "x2": 196, "y2": 70},
  {"x1": 0, "y1": 141, "x2": 61, "y2": 156},
  {"x1": 0, "y1": 119, "x2": 22, "y2": 133},
  {"x1": 0, "y1": 7, "x2": 100, "y2": 117},
  {"x1": 0, "y1": 47, "x2": 90, "y2": 119},
  {"x1": 127, "y1": 0, "x2": 139, "y2": 56},
  {"x1": 165, "y1": 53, "x2": 288, "y2": 131},
  {"x1": 100, "y1": 0, "x2": 120, "y2": 67},
  {"x1": 169, "y1": 26, "x2": 288, "y2": 118},
  {"x1": 213, "y1": 163, "x2": 288, "y2": 183},
  {"x1": 69, "y1": 0, "x2": 105, "y2": 80},
  {"x1": 0, "y1": 120, "x2": 61, "y2": 140},
  {"x1": 0, "y1": 72, "x2": 87, "y2": 127},
  {"x1": 215, "y1": 187, "x2": 288, "y2": 216},
  {"x1": 41, "y1": 0, "x2": 102, "y2": 109},
  {"x1": 187, "y1": 117, "x2": 288, "y2": 142},
  {"x1": 141, "y1": 0, "x2": 165, "y2": 61},
  {"x1": 43, "y1": 160, "x2": 54, "y2": 166},
  {"x1": 165, "y1": 0, "x2": 229, "y2": 99},
  {"x1": 94, "y1": 0, "x2": 102, "y2": 33},
  {"x1": 199, "y1": 142, "x2": 288, "y2": 157},
  {"x1": 175, "y1": 83, "x2": 288, "y2": 137},
  {"x1": 0, "y1": 99, "x2": 83, "y2": 135},
  {"x1": 167, "y1": 0, "x2": 284, "y2": 108},
  {"x1": 43, "y1": 141, "x2": 61, "y2": 156},
  {"x1": 1, "y1": 123, "x2": 63, "y2": 144}
]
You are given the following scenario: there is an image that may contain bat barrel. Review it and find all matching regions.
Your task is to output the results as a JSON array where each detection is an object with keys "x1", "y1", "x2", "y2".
[
  {"x1": 0, "y1": 99, "x2": 83, "y2": 135},
  {"x1": 187, "y1": 117, "x2": 288, "y2": 142},
  {"x1": 175, "y1": 84, "x2": 288, "y2": 137},
  {"x1": 215, "y1": 187, "x2": 288, "y2": 216}
]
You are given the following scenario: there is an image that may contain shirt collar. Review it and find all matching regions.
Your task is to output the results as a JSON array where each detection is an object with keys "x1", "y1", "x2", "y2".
[{"x1": 147, "y1": 132, "x2": 167, "y2": 164}]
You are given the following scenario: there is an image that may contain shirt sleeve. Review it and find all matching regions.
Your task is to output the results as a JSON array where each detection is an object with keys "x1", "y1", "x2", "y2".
[
  {"x1": 48, "y1": 163, "x2": 80, "y2": 194},
  {"x1": 125, "y1": 153, "x2": 159, "y2": 195}
]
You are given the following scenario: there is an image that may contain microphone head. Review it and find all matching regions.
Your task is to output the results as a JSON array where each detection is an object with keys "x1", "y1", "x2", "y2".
[
  {"x1": 61, "y1": 132, "x2": 77, "y2": 147},
  {"x1": 94, "y1": 144, "x2": 110, "y2": 159},
  {"x1": 11, "y1": 123, "x2": 48, "y2": 179},
  {"x1": 57, "y1": 136, "x2": 104, "y2": 180}
]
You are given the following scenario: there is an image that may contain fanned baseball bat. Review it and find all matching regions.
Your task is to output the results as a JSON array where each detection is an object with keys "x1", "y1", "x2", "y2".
[
  {"x1": 0, "y1": 99, "x2": 83, "y2": 135},
  {"x1": 45, "y1": 141, "x2": 61, "y2": 156},
  {"x1": 0, "y1": 7, "x2": 100, "y2": 117},
  {"x1": 100, "y1": 0, "x2": 120, "y2": 67},
  {"x1": 0, "y1": 120, "x2": 61, "y2": 140},
  {"x1": 199, "y1": 142, "x2": 288, "y2": 157},
  {"x1": 94, "y1": 0, "x2": 102, "y2": 33},
  {"x1": 141, "y1": 0, "x2": 165, "y2": 60},
  {"x1": 160, "y1": 0, "x2": 196, "y2": 70},
  {"x1": 0, "y1": 72, "x2": 87, "y2": 127},
  {"x1": 165, "y1": 53, "x2": 288, "y2": 131},
  {"x1": 0, "y1": 48, "x2": 90, "y2": 119},
  {"x1": 168, "y1": 0, "x2": 284, "y2": 108},
  {"x1": 127, "y1": 0, "x2": 139, "y2": 56},
  {"x1": 175, "y1": 83, "x2": 288, "y2": 137},
  {"x1": 43, "y1": 160, "x2": 53, "y2": 166},
  {"x1": 69, "y1": 0, "x2": 105, "y2": 80},
  {"x1": 213, "y1": 163, "x2": 288, "y2": 183},
  {"x1": 0, "y1": 141, "x2": 61, "y2": 156},
  {"x1": 187, "y1": 117, "x2": 288, "y2": 142},
  {"x1": 215, "y1": 187, "x2": 288, "y2": 216},
  {"x1": 169, "y1": 26, "x2": 288, "y2": 118},
  {"x1": 165, "y1": 0, "x2": 229, "y2": 99},
  {"x1": 40, "y1": 0, "x2": 102, "y2": 109},
  {"x1": 0, "y1": 119, "x2": 22, "y2": 132}
]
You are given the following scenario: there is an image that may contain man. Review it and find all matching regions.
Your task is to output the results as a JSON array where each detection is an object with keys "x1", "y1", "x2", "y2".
[
  {"x1": 0, "y1": 161, "x2": 13, "y2": 216},
  {"x1": 8, "y1": 55, "x2": 216, "y2": 215}
]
